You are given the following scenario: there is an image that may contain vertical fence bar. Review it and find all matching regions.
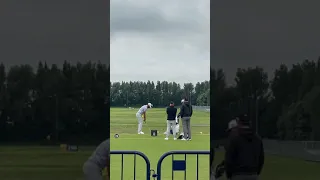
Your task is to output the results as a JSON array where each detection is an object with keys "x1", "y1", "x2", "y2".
[
  {"x1": 134, "y1": 154, "x2": 136, "y2": 180},
  {"x1": 196, "y1": 154, "x2": 199, "y2": 180},
  {"x1": 184, "y1": 154, "x2": 187, "y2": 180},
  {"x1": 121, "y1": 154, "x2": 124, "y2": 180},
  {"x1": 171, "y1": 154, "x2": 174, "y2": 180}
]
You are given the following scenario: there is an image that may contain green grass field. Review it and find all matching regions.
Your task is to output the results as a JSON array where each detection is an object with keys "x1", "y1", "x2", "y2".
[
  {"x1": 0, "y1": 145, "x2": 95, "y2": 180},
  {"x1": 0, "y1": 107, "x2": 320, "y2": 180},
  {"x1": 110, "y1": 107, "x2": 210, "y2": 180},
  {"x1": 214, "y1": 151, "x2": 320, "y2": 180},
  {"x1": 110, "y1": 107, "x2": 320, "y2": 180}
]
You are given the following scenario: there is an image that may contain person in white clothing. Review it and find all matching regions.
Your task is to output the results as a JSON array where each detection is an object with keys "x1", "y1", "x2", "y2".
[
  {"x1": 164, "y1": 100, "x2": 184, "y2": 136},
  {"x1": 136, "y1": 103, "x2": 153, "y2": 134},
  {"x1": 163, "y1": 116, "x2": 180, "y2": 136},
  {"x1": 165, "y1": 101, "x2": 178, "y2": 140}
]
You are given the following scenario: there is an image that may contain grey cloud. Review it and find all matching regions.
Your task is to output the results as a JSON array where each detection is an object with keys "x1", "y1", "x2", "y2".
[
  {"x1": 211, "y1": 0, "x2": 320, "y2": 83},
  {"x1": 110, "y1": 0, "x2": 210, "y2": 83},
  {"x1": 110, "y1": 1, "x2": 201, "y2": 36},
  {"x1": 0, "y1": 0, "x2": 109, "y2": 67}
]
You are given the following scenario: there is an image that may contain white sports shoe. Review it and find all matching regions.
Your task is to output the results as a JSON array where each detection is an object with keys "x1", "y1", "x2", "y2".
[
  {"x1": 138, "y1": 131, "x2": 144, "y2": 134},
  {"x1": 174, "y1": 138, "x2": 177, "y2": 140},
  {"x1": 181, "y1": 138, "x2": 186, "y2": 141},
  {"x1": 164, "y1": 137, "x2": 169, "y2": 140}
]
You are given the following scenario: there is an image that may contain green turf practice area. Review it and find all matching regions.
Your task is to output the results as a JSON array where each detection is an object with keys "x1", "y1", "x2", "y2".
[
  {"x1": 110, "y1": 107, "x2": 320, "y2": 180},
  {"x1": 0, "y1": 145, "x2": 98, "y2": 180},
  {"x1": 110, "y1": 107, "x2": 210, "y2": 180},
  {"x1": 214, "y1": 151, "x2": 320, "y2": 180},
  {"x1": 1, "y1": 107, "x2": 319, "y2": 180}
]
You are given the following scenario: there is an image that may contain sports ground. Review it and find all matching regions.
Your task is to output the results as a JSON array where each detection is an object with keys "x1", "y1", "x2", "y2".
[
  {"x1": 0, "y1": 107, "x2": 320, "y2": 179},
  {"x1": 0, "y1": 145, "x2": 94, "y2": 180},
  {"x1": 110, "y1": 107, "x2": 320, "y2": 180},
  {"x1": 110, "y1": 107, "x2": 211, "y2": 180}
]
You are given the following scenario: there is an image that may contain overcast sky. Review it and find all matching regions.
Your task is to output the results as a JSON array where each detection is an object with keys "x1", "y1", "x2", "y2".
[
  {"x1": 211, "y1": 0, "x2": 320, "y2": 83},
  {"x1": 2, "y1": 1, "x2": 320, "y2": 85},
  {"x1": 110, "y1": 0, "x2": 210, "y2": 85},
  {"x1": 0, "y1": 0, "x2": 109, "y2": 68}
]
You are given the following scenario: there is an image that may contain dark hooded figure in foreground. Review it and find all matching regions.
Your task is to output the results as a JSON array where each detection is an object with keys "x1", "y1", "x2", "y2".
[{"x1": 224, "y1": 114, "x2": 264, "y2": 180}]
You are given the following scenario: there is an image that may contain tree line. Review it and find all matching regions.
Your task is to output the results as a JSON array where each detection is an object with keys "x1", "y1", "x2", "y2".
[
  {"x1": 0, "y1": 61, "x2": 109, "y2": 144},
  {"x1": 110, "y1": 81, "x2": 210, "y2": 107},
  {"x1": 211, "y1": 58, "x2": 320, "y2": 141},
  {"x1": 2, "y1": 58, "x2": 319, "y2": 143}
]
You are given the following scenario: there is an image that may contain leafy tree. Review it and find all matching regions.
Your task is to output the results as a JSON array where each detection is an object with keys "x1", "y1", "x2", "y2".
[
  {"x1": 212, "y1": 56, "x2": 320, "y2": 141},
  {"x1": 110, "y1": 81, "x2": 210, "y2": 107},
  {"x1": 0, "y1": 61, "x2": 109, "y2": 144}
]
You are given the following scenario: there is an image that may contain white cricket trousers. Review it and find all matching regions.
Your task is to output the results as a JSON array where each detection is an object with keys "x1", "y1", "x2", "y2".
[
  {"x1": 136, "y1": 113, "x2": 143, "y2": 133},
  {"x1": 166, "y1": 120, "x2": 177, "y2": 138}
]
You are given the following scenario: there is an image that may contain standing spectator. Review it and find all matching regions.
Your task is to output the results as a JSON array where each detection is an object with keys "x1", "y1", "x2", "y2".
[
  {"x1": 165, "y1": 101, "x2": 178, "y2": 140},
  {"x1": 213, "y1": 119, "x2": 238, "y2": 179},
  {"x1": 178, "y1": 98, "x2": 193, "y2": 141},
  {"x1": 225, "y1": 114, "x2": 264, "y2": 180}
]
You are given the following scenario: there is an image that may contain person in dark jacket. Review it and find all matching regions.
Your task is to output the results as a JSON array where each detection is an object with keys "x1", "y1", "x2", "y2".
[
  {"x1": 210, "y1": 144, "x2": 216, "y2": 180},
  {"x1": 178, "y1": 98, "x2": 193, "y2": 140},
  {"x1": 83, "y1": 139, "x2": 110, "y2": 180},
  {"x1": 165, "y1": 101, "x2": 178, "y2": 140},
  {"x1": 225, "y1": 114, "x2": 264, "y2": 180},
  {"x1": 213, "y1": 119, "x2": 238, "y2": 179}
]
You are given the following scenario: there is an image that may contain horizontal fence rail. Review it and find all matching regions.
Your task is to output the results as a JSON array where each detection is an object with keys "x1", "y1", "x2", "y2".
[
  {"x1": 193, "y1": 106, "x2": 210, "y2": 112},
  {"x1": 263, "y1": 140, "x2": 320, "y2": 162}
]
